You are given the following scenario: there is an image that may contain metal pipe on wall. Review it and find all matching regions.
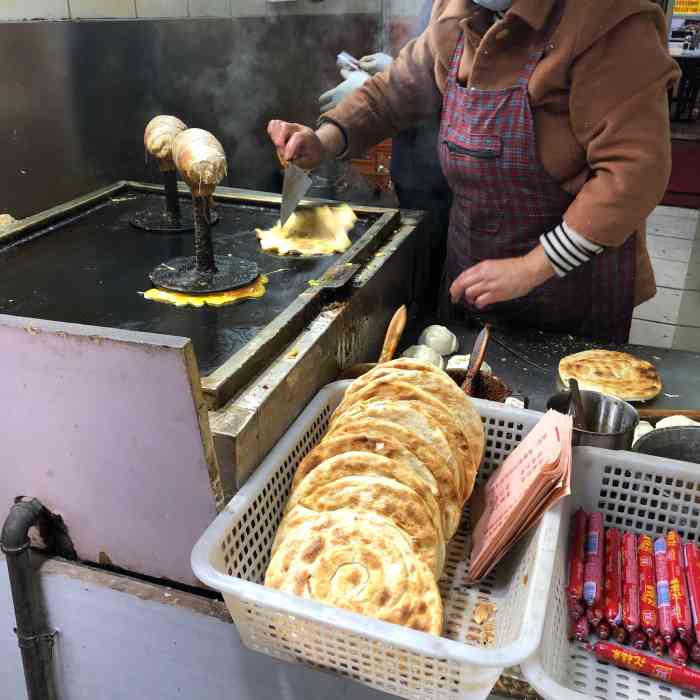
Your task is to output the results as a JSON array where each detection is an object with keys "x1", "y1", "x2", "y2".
[{"x1": 1, "y1": 498, "x2": 76, "y2": 700}]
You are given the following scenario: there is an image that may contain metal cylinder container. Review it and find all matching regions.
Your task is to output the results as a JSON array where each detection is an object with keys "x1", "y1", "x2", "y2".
[{"x1": 547, "y1": 389, "x2": 640, "y2": 450}]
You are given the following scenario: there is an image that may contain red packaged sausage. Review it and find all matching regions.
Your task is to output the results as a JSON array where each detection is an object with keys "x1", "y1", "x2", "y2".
[
  {"x1": 650, "y1": 633, "x2": 667, "y2": 657},
  {"x1": 654, "y1": 536, "x2": 675, "y2": 642},
  {"x1": 569, "y1": 599, "x2": 585, "y2": 621},
  {"x1": 604, "y1": 528, "x2": 623, "y2": 626},
  {"x1": 667, "y1": 531, "x2": 692, "y2": 642},
  {"x1": 592, "y1": 641, "x2": 700, "y2": 693},
  {"x1": 587, "y1": 605, "x2": 604, "y2": 627},
  {"x1": 684, "y1": 542, "x2": 700, "y2": 641},
  {"x1": 622, "y1": 532, "x2": 640, "y2": 632},
  {"x1": 583, "y1": 512, "x2": 604, "y2": 608},
  {"x1": 574, "y1": 616, "x2": 590, "y2": 641},
  {"x1": 630, "y1": 628, "x2": 648, "y2": 650},
  {"x1": 612, "y1": 626, "x2": 628, "y2": 644},
  {"x1": 670, "y1": 640, "x2": 689, "y2": 667},
  {"x1": 597, "y1": 621, "x2": 611, "y2": 640},
  {"x1": 567, "y1": 509, "x2": 587, "y2": 617},
  {"x1": 638, "y1": 534, "x2": 658, "y2": 636}
]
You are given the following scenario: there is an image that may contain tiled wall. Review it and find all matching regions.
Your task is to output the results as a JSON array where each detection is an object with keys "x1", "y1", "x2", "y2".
[
  {"x1": 629, "y1": 206, "x2": 700, "y2": 351},
  {"x1": 0, "y1": 0, "x2": 380, "y2": 20}
]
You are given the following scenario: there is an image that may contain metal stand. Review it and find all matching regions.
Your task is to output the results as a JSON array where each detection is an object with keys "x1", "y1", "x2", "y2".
[
  {"x1": 149, "y1": 195, "x2": 258, "y2": 294},
  {"x1": 131, "y1": 171, "x2": 219, "y2": 233}
]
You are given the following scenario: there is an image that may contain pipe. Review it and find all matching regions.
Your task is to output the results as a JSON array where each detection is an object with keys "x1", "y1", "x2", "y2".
[
  {"x1": 162, "y1": 170, "x2": 182, "y2": 224},
  {"x1": 1, "y1": 498, "x2": 74, "y2": 700},
  {"x1": 193, "y1": 195, "x2": 216, "y2": 273}
]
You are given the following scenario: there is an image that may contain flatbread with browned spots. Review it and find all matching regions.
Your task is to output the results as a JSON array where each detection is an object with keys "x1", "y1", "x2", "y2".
[
  {"x1": 265, "y1": 508, "x2": 444, "y2": 635},
  {"x1": 559, "y1": 350, "x2": 661, "y2": 401},
  {"x1": 326, "y1": 409, "x2": 462, "y2": 538},
  {"x1": 284, "y1": 471, "x2": 445, "y2": 577},
  {"x1": 332, "y1": 378, "x2": 476, "y2": 503},
  {"x1": 349, "y1": 358, "x2": 486, "y2": 469},
  {"x1": 293, "y1": 432, "x2": 437, "y2": 496}
]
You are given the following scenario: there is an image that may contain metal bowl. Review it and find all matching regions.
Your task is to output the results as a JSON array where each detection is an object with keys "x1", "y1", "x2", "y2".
[
  {"x1": 632, "y1": 426, "x2": 700, "y2": 463},
  {"x1": 547, "y1": 389, "x2": 640, "y2": 450}
]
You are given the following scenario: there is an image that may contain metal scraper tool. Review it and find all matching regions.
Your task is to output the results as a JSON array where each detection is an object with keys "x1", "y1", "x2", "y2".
[{"x1": 280, "y1": 162, "x2": 312, "y2": 227}]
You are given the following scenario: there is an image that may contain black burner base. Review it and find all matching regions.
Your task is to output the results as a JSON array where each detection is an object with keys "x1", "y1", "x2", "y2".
[
  {"x1": 149, "y1": 255, "x2": 259, "y2": 294},
  {"x1": 130, "y1": 206, "x2": 220, "y2": 233}
]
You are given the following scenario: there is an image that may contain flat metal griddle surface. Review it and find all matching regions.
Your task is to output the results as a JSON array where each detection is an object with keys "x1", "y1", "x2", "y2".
[{"x1": 0, "y1": 193, "x2": 379, "y2": 375}]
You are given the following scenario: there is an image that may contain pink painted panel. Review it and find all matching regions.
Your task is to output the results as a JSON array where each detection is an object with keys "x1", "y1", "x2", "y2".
[{"x1": 0, "y1": 314, "x2": 218, "y2": 585}]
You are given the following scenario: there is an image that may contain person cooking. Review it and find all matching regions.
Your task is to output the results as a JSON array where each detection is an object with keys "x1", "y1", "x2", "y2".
[
  {"x1": 319, "y1": 0, "x2": 452, "y2": 307},
  {"x1": 269, "y1": 0, "x2": 680, "y2": 343}
]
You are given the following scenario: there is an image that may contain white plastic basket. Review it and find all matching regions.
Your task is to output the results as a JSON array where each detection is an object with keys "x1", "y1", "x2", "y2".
[
  {"x1": 522, "y1": 447, "x2": 700, "y2": 700},
  {"x1": 192, "y1": 381, "x2": 562, "y2": 700}
]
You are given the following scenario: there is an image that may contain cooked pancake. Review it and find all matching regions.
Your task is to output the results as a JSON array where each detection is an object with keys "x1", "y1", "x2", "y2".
[
  {"x1": 292, "y1": 433, "x2": 437, "y2": 495},
  {"x1": 357, "y1": 359, "x2": 486, "y2": 468},
  {"x1": 256, "y1": 204, "x2": 356, "y2": 256},
  {"x1": 287, "y1": 452, "x2": 442, "y2": 540},
  {"x1": 559, "y1": 350, "x2": 662, "y2": 401},
  {"x1": 326, "y1": 411, "x2": 462, "y2": 538},
  {"x1": 265, "y1": 508, "x2": 444, "y2": 635},
  {"x1": 332, "y1": 379, "x2": 476, "y2": 503},
  {"x1": 284, "y1": 474, "x2": 445, "y2": 577}
]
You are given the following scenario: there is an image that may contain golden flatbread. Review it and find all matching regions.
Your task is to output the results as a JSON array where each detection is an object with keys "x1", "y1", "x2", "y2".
[
  {"x1": 293, "y1": 433, "x2": 437, "y2": 495},
  {"x1": 559, "y1": 350, "x2": 662, "y2": 401},
  {"x1": 326, "y1": 411, "x2": 462, "y2": 539},
  {"x1": 287, "y1": 452, "x2": 442, "y2": 540},
  {"x1": 265, "y1": 508, "x2": 444, "y2": 635},
  {"x1": 332, "y1": 379, "x2": 476, "y2": 504},
  {"x1": 285, "y1": 473, "x2": 445, "y2": 577},
  {"x1": 366, "y1": 359, "x2": 486, "y2": 468},
  {"x1": 256, "y1": 204, "x2": 356, "y2": 256}
]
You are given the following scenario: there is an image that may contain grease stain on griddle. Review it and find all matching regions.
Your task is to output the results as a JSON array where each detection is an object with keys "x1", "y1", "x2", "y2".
[{"x1": 0, "y1": 194, "x2": 378, "y2": 376}]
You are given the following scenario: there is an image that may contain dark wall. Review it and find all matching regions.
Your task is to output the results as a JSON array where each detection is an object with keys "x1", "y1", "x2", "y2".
[{"x1": 0, "y1": 16, "x2": 379, "y2": 218}]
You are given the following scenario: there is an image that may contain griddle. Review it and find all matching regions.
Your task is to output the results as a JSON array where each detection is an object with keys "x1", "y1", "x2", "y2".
[{"x1": 0, "y1": 184, "x2": 387, "y2": 378}]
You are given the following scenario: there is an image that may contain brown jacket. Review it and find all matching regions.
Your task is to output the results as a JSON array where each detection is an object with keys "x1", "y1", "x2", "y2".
[{"x1": 327, "y1": 0, "x2": 680, "y2": 305}]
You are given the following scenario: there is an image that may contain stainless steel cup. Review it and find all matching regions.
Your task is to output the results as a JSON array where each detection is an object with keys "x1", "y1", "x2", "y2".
[{"x1": 546, "y1": 389, "x2": 640, "y2": 450}]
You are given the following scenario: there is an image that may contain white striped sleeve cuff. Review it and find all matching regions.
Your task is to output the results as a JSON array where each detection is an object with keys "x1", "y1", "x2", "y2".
[{"x1": 539, "y1": 222, "x2": 605, "y2": 277}]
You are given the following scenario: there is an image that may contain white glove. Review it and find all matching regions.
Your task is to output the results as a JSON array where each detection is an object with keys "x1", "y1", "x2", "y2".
[
  {"x1": 359, "y1": 53, "x2": 394, "y2": 76},
  {"x1": 319, "y1": 69, "x2": 370, "y2": 113}
]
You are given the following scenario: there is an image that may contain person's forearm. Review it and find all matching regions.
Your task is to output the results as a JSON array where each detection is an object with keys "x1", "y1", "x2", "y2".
[
  {"x1": 316, "y1": 122, "x2": 347, "y2": 160},
  {"x1": 523, "y1": 244, "x2": 556, "y2": 288}
]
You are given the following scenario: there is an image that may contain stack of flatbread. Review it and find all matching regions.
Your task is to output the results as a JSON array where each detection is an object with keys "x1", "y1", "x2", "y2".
[{"x1": 264, "y1": 358, "x2": 486, "y2": 636}]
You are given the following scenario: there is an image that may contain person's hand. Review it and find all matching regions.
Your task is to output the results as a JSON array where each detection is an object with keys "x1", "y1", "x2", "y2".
[
  {"x1": 268, "y1": 120, "x2": 346, "y2": 170},
  {"x1": 449, "y1": 246, "x2": 555, "y2": 308},
  {"x1": 268, "y1": 120, "x2": 326, "y2": 171},
  {"x1": 359, "y1": 53, "x2": 394, "y2": 75},
  {"x1": 319, "y1": 69, "x2": 370, "y2": 113}
]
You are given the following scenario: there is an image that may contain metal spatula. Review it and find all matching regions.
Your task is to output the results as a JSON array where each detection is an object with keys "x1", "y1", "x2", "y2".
[
  {"x1": 568, "y1": 378, "x2": 588, "y2": 431},
  {"x1": 280, "y1": 163, "x2": 312, "y2": 227}
]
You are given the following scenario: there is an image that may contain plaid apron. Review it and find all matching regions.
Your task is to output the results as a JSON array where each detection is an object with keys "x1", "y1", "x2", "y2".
[{"x1": 438, "y1": 30, "x2": 636, "y2": 343}]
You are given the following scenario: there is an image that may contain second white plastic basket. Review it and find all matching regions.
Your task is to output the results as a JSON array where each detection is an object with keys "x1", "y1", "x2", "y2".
[
  {"x1": 522, "y1": 447, "x2": 700, "y2": 700},
  {"x1": 192, "y1": 381, "x2": 562, "y2": 700}
]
